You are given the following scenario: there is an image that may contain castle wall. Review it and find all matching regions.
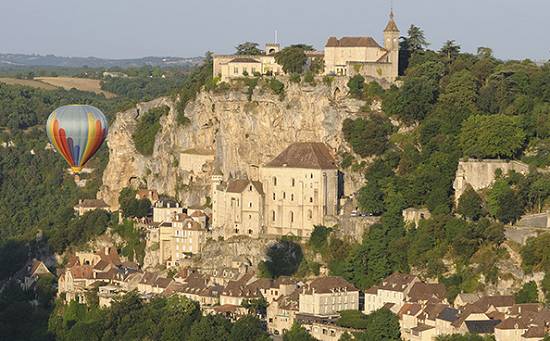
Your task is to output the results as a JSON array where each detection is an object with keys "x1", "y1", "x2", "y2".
[{"x1": 453, "y1": 159, "x2": 530, "y2": 203}]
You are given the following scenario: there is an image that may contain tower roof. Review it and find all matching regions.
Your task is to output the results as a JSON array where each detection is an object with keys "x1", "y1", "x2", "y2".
[{"x1": 384, "y1": 10, "x2": 399, "y2": 32}]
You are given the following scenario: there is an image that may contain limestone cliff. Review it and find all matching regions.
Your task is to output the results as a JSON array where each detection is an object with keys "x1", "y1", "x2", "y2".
[{"x1": 99, "y1": 78, "x2": 369, "y2": 208}]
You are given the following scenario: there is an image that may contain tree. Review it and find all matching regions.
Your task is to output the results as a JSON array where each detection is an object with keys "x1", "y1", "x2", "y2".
[
  {"x1": 309, "y1": 226, "x2": 332, "y2": 252},
  {"x1": 457, "y1": 186, "x2": 484, "y2": 220},
  {"x1": 477, "y1": 47, "x2": 493, "y2": 59},
  {"x1": 440, "y1": 40, "x2": 461, "y2": 61},
  {"x1": 235, "y1": 42, "x2": 262, "y2": 55},
  {"x1": 260, "y1": 239, "x2": 303, "y2": 278},
  {"x1": 283, "y1": 323, "x2": 318, "y2": 341},
  {"x1": 515, "y1": 281, "x2": 539, "y2": 303},
  {"x1": 354, "y1": 308, "x2": 401, "y2": 341},
  {"x1": 406, "y1": 25, "x2": 429, "y2": 53},
  {"x1": 189, "y1": 315, "x2": 232, "y2": 341},
  {"x1": 347, "y1": 75, "x2": 365, "y2": 99},
  {"x1": 487, "y1": 179, "x2": 523, "y2": 224},
  {"x1": 229, "y1": 315, "x2": 270, "y2": 341},
  {"x1": 357, "y1": 182, "x2": 385, "y2": 215},
  {"x1": 383, "y1": 76, "x2": 438, "y2": 124},
  {"x1": 342, "y1": 116, "x2": 394, "y2": 157},
  {"x1": 275, "y1": 47, "x2": 308, "y2": 74},
  {"x1": 459, "y1": 114, "x2": 526, "y2": 159}
]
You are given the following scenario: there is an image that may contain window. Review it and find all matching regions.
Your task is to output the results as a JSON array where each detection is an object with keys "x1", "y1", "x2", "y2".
[
  {"x1": 248, "y1": 214, "x2": 252, "y2": 220},
  {"x1": 248, "y1": 202, "x2": 252, "y2": 208},
  {"x1": 273, "y1": 177, "x2": 277, "y2": 186},
  {"x1": 251, "y1": 67, "x2": 256, "y2": 74},
  {"x1": 309, "y1": 197, "x2": 313, "y2": 203},
  {"x1": 248, "y1": 229, "x2": 253, "y2": 235},
  {"x1": 243, "y1": 67, "x2": 248, "y2": 74},
  {"x1": 308, "y1": 210, "x2": 312, "y2": 219},
  {"x1": 272, "y1": 211, "x2": 276, "y2": 221},
  {"x1": 291, "y1": 178, "x2": 295, "y2": 186},
  {"x1": 249, "y1": 185, "x2": 253, "y2": 191},
  {"x1": 233, "y1": 67, "x2": 239, "y2": 74},
  {"x1": 273, "y1": 193, "x2": 276, "y2": 200},
  {"x1": 291, "y1": 194, "x2": 294, "y2": 201},
  {"x1": 283, "y1": 192, "x2": 286, "y2": 199},
  {"x1": 310, "y1": 173, "x2": 313, "y2": 179},
  {"x1": 290, "y1": 211, "x2": 294, "y2": 223}
]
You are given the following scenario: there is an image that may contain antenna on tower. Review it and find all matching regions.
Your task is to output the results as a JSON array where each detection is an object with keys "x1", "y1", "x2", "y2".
[{"x1": 390, "y1": 0, "x2": 394, "y2": 18}]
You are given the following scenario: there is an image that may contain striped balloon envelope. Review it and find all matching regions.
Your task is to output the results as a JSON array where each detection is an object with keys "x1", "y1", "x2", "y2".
[{"x1": 46, "y1": 105, "x2": 108, "y2": 174}]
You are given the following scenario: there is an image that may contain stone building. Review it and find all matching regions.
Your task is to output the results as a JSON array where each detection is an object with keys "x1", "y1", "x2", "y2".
[
  {"x1": 298, "y1": 276, "x2": 359, "y2": 316},
  {"x1": 157, "y1": 212, "x2": 208, "y2": 265},
  {"x1": 323, "y1": 11, "x2": 400, "y2": 82},
  {"x1": 73, "y1": 199, "x2": 111, "y2": 216},
  {"x1": 213, "y1": 43, "x2": 283, "y2": 81},
  {"x1": 212, "y1": 142, "x2": 339, "y2": 239},
  {"x1": 152, "y1": 200, "x2": 184, "y2": 223}
]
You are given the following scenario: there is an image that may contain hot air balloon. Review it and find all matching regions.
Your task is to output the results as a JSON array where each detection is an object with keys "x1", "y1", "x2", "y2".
[{"x1": 46, "y1": 105, "x2": 108, "y2": 174}]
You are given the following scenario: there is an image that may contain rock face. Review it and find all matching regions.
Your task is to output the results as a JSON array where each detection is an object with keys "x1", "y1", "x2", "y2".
[{"x1": 99, "y1": 78, "x2": 369, "y2": 208}]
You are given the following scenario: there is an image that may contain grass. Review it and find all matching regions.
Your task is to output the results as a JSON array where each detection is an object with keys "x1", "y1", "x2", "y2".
[
  {"x1": 0, "y1": 77, "x2": 58, "y2": 90},
  {"x1": 36, "y1": 77, "x2": 116, "y2": 98}
]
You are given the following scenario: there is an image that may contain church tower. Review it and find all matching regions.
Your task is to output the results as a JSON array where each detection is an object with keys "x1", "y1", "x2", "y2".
[{"x1": 383, "y1": 10, "x2": 400, "y2": 81}]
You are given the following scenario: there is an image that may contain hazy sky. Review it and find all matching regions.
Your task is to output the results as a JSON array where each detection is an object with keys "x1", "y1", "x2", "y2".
[{"x1": 0, "y1": 0, "x2": 548, "y2": 61}]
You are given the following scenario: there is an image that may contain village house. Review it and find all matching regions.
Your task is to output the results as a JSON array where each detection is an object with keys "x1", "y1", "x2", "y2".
[
  {"x1": 212, "y1": 142, "x2": 340, "y2": 239},
  {"x1": 267, "y1": 291, "x2": 300, "y2": 335},
  {"x1": 298, "y1": 276, "x2": 359, "y2": 317},
  {"x1": 152, "y1": 199, "x2": 184, "y2": 223},
  {"x1": 364, "y1": 273, "x2": 420, "y2": 314},
  {"x1": 73, "y1": 198, "x2": 110, "y2": 216},
  {"x1": 23, "y1": 259, "x2": 53, "y2": 290}
]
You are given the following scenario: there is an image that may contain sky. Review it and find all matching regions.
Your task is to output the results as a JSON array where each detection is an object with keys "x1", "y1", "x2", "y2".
[{"x1": 0, "y1": 0, "x2": 548, "y2": 61}]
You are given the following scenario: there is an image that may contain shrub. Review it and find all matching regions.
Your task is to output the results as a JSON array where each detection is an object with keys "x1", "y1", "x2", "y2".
[
  {"x1": 289, "y1": 73, "x2": 301, "y2": 83},
  {"x1": 303, "y1": 71, "x2": 315, "y2": 85},
  {"x1": 133, "y1": 105, "x2": 170, "y2": 156},
  {"x1": 323, "y1": 75, "x2": 334, "y2": 86},
  {"x1": 269, "y1": 79, "x2": 285, "y2": 100}
]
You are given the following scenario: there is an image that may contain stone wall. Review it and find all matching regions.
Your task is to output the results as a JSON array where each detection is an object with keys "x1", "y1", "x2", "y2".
[{"x1": 453, "y1": 159, "x2": 531, "y2": 203}]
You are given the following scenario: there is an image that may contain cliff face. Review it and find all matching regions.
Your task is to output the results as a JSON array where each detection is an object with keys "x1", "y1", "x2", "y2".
[{"x1": 99, "y1": 78, "x2": 368, "y2": 208}]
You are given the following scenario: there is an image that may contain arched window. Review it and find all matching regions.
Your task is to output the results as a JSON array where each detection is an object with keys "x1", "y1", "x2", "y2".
[
  {"x1": 290, "y1": 211, "x2": 294, "y2": 223},
  {"x1": 248, "y1": 202, "x2": 252, "y2": 208},
  {"x1": 291, "y1": 194, "x2": 294, "y2": 201},
  {"x1": 308, "y1": 210, "x2": 312, "y2": 219},
  {"x1": 248, "y1": 229, "x2": 253, "y2": 235},
  {"x1": 272, "y1": 211, "x2": 276, "y2": 221},
  {"x1": 249, "y1": 185, "x2": 253, "y2": 191},
  {"x1": 310, "y1": 173, "x2": 313, "y2": 179}
]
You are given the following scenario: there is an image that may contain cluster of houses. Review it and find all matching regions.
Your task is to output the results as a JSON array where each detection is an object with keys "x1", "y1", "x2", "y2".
[{"x1": 54, "y1": 249, "x2": 550, "y2": 341}]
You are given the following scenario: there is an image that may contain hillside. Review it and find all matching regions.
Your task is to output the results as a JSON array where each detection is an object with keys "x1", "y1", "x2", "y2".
[{"x1": 0, "y1": 53, "x2": 203, "y2": 68}]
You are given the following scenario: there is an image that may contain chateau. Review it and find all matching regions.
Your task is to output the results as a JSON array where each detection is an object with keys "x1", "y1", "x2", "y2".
[
  {"x1": 213, "y1": 11, "x2": 400, "y2": 83},
  {"x1": 211, "y1": 142, "x2": 339, "y2": 239}
]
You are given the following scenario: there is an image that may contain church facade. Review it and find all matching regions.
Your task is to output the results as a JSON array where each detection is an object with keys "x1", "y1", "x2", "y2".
[{"x1": 211, "y1": 143, "x2": 339, "y2": 239}]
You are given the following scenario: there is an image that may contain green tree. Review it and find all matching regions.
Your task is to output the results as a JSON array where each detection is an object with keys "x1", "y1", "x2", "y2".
[
  {"x1": 477, "y1": 47, "x2": 493, "y2": 59},
  {"x1": 355, "y1": 308, "x2": 401, "y2": 341},
  {"x1": 383, "y1": 77, "x2": 438, "y2": 124},
  {"x1": 261, "y1": 239, "x2": 304, "y2": 278},
  {"x1": 457, "y1": 186, "x2": 484, "y2": 220},
  {"x1": 235, "y1": 42, "x2": 262, "y2": 55},
  {"x1": 515, "y1": 281, "x2": 539, "y2": 303},
  {"x1": 487, "y1": 179, "x2": 523, "y2": 224},
  {"x1": 283, "y1": 322, "x2": 318, "y2": 341},
  {"x1": 459, "y1": 114, "x2": 526, "y2": 159},
  {"x1": 188, "y1": 315, "x2": 232, "y2": 341},
  {"x1": 406, "y1": 25, "x2": 429, "y2": 53},
  {"x1": 309, "y1": 226, "x2": 332, "y2": 252},
  {"x1": 347, "y1": 75, "x2": 365, "y2": 99},
  {"x1": 275, "y1": 47, "x2": 308, "y2": 74},
  {"x1": 229, "y1": 315, "x2": 270, "y2": 341},
  {"x1": 342, "y1": 115, "x2": 394, "y2": 157},
  {"x1": 132, "y1": 105, "x2": 170, "y2": 156},
  {"x1": 357, "y1": 182, "x2": 385, "y2": 215},
  {"x1": 440, "y1": 40, "x2": 461, "y2": 62}
]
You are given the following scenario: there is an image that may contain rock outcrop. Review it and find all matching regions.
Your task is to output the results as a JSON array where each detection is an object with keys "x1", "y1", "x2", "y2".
[{"x1": 99, "y1": 78, "x2": 370, "y2": 208}]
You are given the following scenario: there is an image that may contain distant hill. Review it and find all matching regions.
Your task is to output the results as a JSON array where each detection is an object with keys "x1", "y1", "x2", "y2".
[{"x1": 0, "y1": 53, "x2": 203, "y2": 69}]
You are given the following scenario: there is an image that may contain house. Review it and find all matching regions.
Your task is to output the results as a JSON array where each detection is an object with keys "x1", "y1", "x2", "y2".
[
  {"x1": 136, "y1": 189, "x2": 159, "y2": 205},
  {"x1": 23, "y1": 259, "x2": 53, "y2": 289},
  {"x1": 212, "y1": 142, "x2": 340, "y2": 239},
  {"x1": 267, "y1": 291, "x2": 300, "y2": 335},
  {"x1": 219, "y1": 272, "x2": 261, "y2": 306},
  {"x1": 299, "y1": 276, "x2": 359, "y2": 316},
  {"x1": 454, "y1": 293, "x2": 481, "y2": 308},
  {"x1": 74, "y1": 199, "x2": 110, "y2": 216},
  {"x1": 213, "y1": 43, "x2": 283, "y2": 81},
  {"x1": 323, "y1": 10, "x2": 399, "y2": 83},
  {"x1": 152, "y1": 200, "x2": 184, "y2": 223},
  {"x1": 364, "y1": 273, "x2": 420, "y2": 314},
  {"x1": 398, "y1": 303, "x2": 423, "y2": 339}
]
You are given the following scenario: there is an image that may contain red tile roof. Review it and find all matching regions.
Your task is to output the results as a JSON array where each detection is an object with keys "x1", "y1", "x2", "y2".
[{"x1": 265, "y1": 142, "x2": 337, "y2": 169}]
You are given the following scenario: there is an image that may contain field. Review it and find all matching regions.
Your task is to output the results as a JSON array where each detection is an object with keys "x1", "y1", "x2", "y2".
[
  {"x1": 36, "y1": 77, "x2": 116, "y2": 98},
  {"x1": 0, "y1": 77, "x2": 58, "y2": 90}
]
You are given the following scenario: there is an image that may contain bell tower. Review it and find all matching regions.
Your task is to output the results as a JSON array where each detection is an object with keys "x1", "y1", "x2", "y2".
[{"x1": 383, "y1": 9, "x2": 400, "y2": 80}]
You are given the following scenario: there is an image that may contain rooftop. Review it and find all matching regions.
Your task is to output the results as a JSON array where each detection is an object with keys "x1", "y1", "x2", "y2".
[
  {"x1": 265, "y1": 142, "x2": 337, "y2": 169},
  {"x1": 325, "y1": 36, "x2": 382, "y2": 48}
]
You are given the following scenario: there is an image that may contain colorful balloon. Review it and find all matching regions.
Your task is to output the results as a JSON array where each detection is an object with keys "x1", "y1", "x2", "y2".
[{"x1": 46, "y1": 105, "x2": 108, "y2": 174}]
